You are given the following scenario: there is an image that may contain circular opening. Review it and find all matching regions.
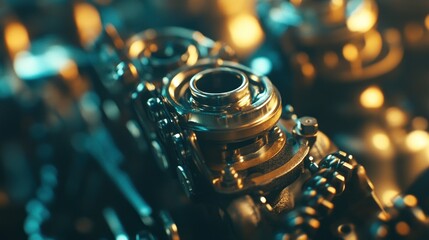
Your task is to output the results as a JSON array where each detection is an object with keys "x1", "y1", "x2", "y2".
[
  {"x1": 194, "y1": 70, "x2": 244, "y2": 94},
  {"x1": 150, "y1": 40, "x2": 188, "y2": 60}
]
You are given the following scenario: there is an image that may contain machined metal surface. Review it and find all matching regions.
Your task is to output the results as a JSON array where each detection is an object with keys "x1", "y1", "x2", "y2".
[
  {"x1": 163, "y1": 59, "x2": 282, "y2": 142},
  {"x1": 2, "y1": 1, "x2": 429, "y2": 240}
]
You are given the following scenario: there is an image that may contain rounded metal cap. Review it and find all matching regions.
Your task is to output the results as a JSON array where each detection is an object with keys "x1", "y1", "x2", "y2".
[{"x1": 296, "y1": 116, "x2": 319, "y2": 136}]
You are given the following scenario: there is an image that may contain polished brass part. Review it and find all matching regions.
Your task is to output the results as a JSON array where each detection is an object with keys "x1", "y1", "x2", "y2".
[
  {"x1": 220, "y1": 166, "x2": 243, "y2": 189},
  {"x1": 249, "y1": 146, "x2": 308, "y2": 186},
  {"x1": 189, "y1": 67, "x2": 251, "y2": 108},
  {"x1": 163, "y1": 59, "x2": 282, "y2": 142},
  {"x1": 204, "y1": 126, "x2": 286, "y2": 172},
  {"x1": 295, "y1": 117, "x2": 319, "y2": 136},
  {"x1": 162, "y1": 60, "x2": 308, "y2": 194}
]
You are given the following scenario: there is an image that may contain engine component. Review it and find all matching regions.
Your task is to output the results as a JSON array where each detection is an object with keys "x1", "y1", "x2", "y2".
[
  {"x1": 131, "y1": 54, "x2": 385, "y2": 239},
  {"x1": 1, "y1": 2, "x2": 429, "y2": 240}
]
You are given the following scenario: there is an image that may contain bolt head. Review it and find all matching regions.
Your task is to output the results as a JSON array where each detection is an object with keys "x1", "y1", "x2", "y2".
[
  {"x1": 157, "y1": 118, "x2": 173, "y2": 142},
  {"x1": 177, "y1": 165, "x2": 194, "y2": 197},
  {"x1": 297, "y1": 116, "x2": 318, "y2": 135},
  {"x1": 146, "y1": 97, "x2": 164, "y2": 121},
  {"x1": 172, "y1": 133, "x2": 187, "y2": 164}
]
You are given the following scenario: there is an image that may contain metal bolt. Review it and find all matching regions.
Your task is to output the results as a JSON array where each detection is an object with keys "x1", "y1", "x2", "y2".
[
  {"x1": 157, "y1": 118, "x2": 173, "y2": 143},
  {"x1": 305, "y1": 156, "x2": 319, "y2": 174},
  {"x1": 297, "y1": 116, "x2": 318, "y2": 135},
  {"x1": 146, "y1": 97, "x2": 165, "y2": 122},
  {"x1": 176, "y1": 165, "x2": 194, "y2": 198},
  {"x1": 220, "y1": 166, "x2": 242, "y2": 188},
  {"x1": 171, "y1": 133, "x2": 187, "y2": 165}
]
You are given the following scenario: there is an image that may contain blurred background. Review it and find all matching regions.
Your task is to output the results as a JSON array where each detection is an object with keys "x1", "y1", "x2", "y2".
[{"x1": 0, "y1": 0, "x2": 428, "y2": 239}]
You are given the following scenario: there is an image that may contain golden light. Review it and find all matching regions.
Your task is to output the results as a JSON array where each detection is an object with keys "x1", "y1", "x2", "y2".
[
  {"x1": 4, "y1": 21, "x2": 30, "y2": 58},
  {"x1": 105, "y1": 25, "x2": 124, "y2": 49},
  {"x1": 171, "y1": 223, "x2": 178, "y2": 232},
  {"x1": 217, "y1": 0, "x2": 247, "y2": 15},
  {"x1": 425, "y1": 15, "x2": 429, "y2": 30},
  {"x1": 128, "y1": 40, "x2": 145, "y2": 58},
  {"x1": 324, "y1": 51, "x2": 338, "y2": 68},
  {"x1": 403, "y1": 195, "x2": 418, "y2": 207},
  {"x1": 295, "y1": 52, "x2": 309, "y2": 65},
  {"x1": 381, "y1": 189, "x2": 398, "y2": 206},
  {"x1": 385, "y1": 107, "x2": 407, "y2": 127},
  {"x1": 331, "y1": 0, "x2": 343, "y2": 7},
  {"x1": 342, "y1": 43, "x2": 359, "y2": 62},
  {"x1": 290, "y1": 0, "x2": 302, "y2": 6},
  {"x1": 59, "y1": 59, "x2": 87, "y2": 97},
  {"x1": 185, "y1": 45, "x2": 199, "y2": 65},
  {"x1": 346, "y1": 1, "x2": 377, "y2": 33},
  {"x1": 395, "y1": 221, "x2": 410, "y2": 236},
  {"x1": 301, "y1": 63, "x2": 315, "y2": 78},
  {"x1": 412, "y1": 117, "x2": 428, "y2": 130},
  {"x1": 327, "y1": 0, "x2": 345, "y2": 23},
  {"x1": 405, "y1": 130, "x2": 429, "y2": 152},
  {"x1": 127, "y1": 63, "x2": 138, "y2": 81},
  {"x1": 74, "y1": 3, "x2": 102, "y2": 45},
  {"x1": 385, "y1": 28, "x2": 401, "y2": 43},
  {"x1": 365, "y1": 128, "x2": 394, "y2": 158},
  {"x1": 171, "y1": 223, "x2": 179, "y2": 240},
  {"x1": 404, "y1": 23, "x2": 424, "y2": 43},
  {"x1": 309, "y1": 219, "x2": 320, "y2": 229},
  {"x1": 149, "y1": 43, "x2": 158, "y2": 52},
  {"x1": 362, "y1": 30, "x2": 382, "y2": 62},
  {"x1": 371, "y1": 132, "x2": 391, "y2": 151},
  {"x1": 59, "y1": 60, "x2": 79, "y2": 81},
  {"x1": 360, "y1": 86, "x2": 384, "y2": 109},
  {"x1": 228, "y1": 13, "x2": 264, "y2": 55}
]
